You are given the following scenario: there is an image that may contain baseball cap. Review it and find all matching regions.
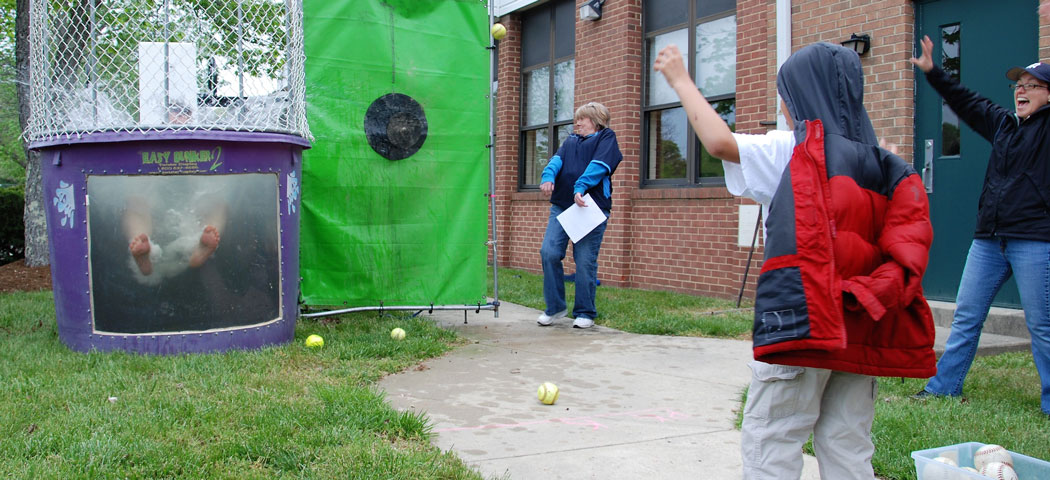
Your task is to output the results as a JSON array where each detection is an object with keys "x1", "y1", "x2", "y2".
[{"x1": 1006, "y1": 62, "x2": 1050, "y2": 83}]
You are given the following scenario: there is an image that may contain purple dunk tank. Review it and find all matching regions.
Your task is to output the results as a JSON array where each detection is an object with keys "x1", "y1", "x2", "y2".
[{"x1": 33, "y1": 130, "x2": 309, "y2": 354}]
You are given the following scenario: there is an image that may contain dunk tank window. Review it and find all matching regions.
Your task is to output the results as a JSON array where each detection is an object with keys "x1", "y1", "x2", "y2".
[{"x1": 86, "y1": 174, "x2": 281, "y2": 334}]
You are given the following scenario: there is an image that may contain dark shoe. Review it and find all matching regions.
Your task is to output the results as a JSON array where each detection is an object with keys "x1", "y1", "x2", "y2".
[{"x1": 911, "y1": 389, "x2": 936, "y2": 399}]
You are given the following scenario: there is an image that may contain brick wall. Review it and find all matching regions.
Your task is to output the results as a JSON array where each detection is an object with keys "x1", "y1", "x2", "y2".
[
  {"x1": 489, "y1": 0, "x2": 927, "y2": 302},
  {"x1": 1042, "y1": 2, "x2": 1050, "y2": 60},
  {"x1": 574, "y1": 0, "x2": 643, "y2": 285},
  {"x1": 791, "y1": 0, "x2": 915, "y2": 158}
]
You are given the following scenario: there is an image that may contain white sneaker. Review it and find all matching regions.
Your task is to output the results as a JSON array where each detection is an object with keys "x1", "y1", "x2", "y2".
[
  {"x1": 572, "y1": 317, "x2": 594, "y2": 329},
  {"x1": 537, "y1": 309, "x2": 568, "y2": 326}
]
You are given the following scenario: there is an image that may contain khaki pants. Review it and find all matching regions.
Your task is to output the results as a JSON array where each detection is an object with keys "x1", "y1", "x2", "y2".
[{"x1": 741, "y1": 361, "x2": 877, "y2": 480}]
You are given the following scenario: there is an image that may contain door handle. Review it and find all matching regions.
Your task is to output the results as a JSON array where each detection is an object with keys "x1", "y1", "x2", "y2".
[{"x1": 923, "y1": 139, "x2": 934, "y2": 194}]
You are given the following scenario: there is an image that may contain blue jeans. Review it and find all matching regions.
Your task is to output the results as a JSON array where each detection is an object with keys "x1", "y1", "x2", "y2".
[
  {"x1": 540, "y1": 204, "x2": 608, "y2": 320},
  {"x1": 924, "y1": 237, "x2": 1050, "y2": 414}
]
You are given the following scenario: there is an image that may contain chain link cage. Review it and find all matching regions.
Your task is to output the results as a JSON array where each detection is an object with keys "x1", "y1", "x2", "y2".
[{"x1": 24, "y1": 0, "x2": 311, "y2": 143}]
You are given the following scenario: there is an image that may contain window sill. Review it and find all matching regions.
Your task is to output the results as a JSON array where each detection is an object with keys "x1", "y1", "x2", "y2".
[
  {"x1": 511, "y1": 191, "x2": 548, "y2": 201},
  {"x1": 631, "y1": 185, "x2": 732, "y2": 200},
  {"x1": 510, "y1": 186, "x2": 734, "y2": 202}
]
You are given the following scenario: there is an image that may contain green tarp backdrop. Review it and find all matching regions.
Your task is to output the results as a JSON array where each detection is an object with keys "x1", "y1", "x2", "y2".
[{"x1": 301, "y1": 0, "x2": 491, "y2": 307}]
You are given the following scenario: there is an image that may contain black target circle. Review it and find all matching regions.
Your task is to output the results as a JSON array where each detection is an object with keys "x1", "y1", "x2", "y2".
[{"x1": 364, "y1": 93, "x2": 428, "y2": 160}]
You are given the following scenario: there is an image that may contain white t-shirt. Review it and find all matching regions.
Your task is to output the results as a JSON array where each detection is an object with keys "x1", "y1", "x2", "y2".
[
  {"x1": 721, "y1": 129, "x2": 796, "y2": 208},
  {"x1": 721, "y1": 130, "x2": 795, "y2": 241}
]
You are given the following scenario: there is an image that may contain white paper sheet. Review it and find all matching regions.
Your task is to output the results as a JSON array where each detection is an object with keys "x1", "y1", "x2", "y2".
[{"x1": 556, "y1": 193, "x2": 608, "y2": 243}]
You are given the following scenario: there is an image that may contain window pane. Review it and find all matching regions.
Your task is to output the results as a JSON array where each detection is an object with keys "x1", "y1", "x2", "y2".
[
  {"x1": 554, "y1": 0, "x2": 575, "y2": 59},
  {"x1": 645, "y1": 0, "x2": 688, "y2": 33},
  {"x1": 646, "y1": 107, "x2": 689, "y2": 180},
  {"x1": 554, "y1": 60, "x2": 575, "y2": 122},
  {"x1": 522, "y1": 6, "x2": 551, "y2": 67},
  {"x1": 941, "y1": 24, "x2": 960, "y2": 156},
  {"x1": 695, "y1": 15, "x2": 736, "y2": 97},
  {"x1": 648, "y1": 28, "x2": 689, "y2": 105},
  {"x1": 696, "y1": 0, "x2": 735, "y2": 19},
  {"x1": 699, "y1": 98, "x2": 735, "y2": 178},
  {"x1": 524, "y1": 128, "x2": 551, "y2": 185},
  {"x1": 557, "y1": 124, "x2": 572, "y2": 146},
  {"x1": 524, "y1": 66, "x2": 550, "y2": 127}
]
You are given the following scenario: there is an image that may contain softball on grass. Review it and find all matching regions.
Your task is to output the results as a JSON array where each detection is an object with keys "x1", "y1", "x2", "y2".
[
  {"x1": 390, "y1": 327, "x2": 406, "y2": 340},
  {"x1": 490, "y1": 22, "x2": 507, "y2": 40},
  {"x1": 305, "y1": 334, "x2": 324, "y2": 348},
  {"x1": 537, "y1": 382, "x2": 559, "y2": 405},
  {"x1": 973, "y1": 444, "x2": 1013, "y2": 472}
]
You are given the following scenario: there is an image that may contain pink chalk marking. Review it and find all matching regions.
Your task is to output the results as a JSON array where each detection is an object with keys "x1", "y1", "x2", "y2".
[{"x1": 434, "y1": 408, "x2": 690, "y2": 433}]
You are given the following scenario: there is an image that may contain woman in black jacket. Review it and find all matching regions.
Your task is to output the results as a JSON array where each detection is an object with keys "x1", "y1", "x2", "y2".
[{"x1": 911, "y1": 35, "x2": 1050, "y2": 417}]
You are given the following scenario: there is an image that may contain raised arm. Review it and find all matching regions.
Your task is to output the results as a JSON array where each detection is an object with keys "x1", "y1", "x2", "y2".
[
  {"x1": 652, "y1": 44, "x2": 739, "y2": 163},
  {"x1": 910, "y1": 34, "x2": 1010, "y2": 142},
  {"x1": 908, "y1": 35, "x2": 934, "y2": 73}
]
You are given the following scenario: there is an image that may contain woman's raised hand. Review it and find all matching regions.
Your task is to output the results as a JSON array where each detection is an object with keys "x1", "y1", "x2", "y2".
[{"x1": 909, "y1": 35, "x2": 934, "y2": 74}]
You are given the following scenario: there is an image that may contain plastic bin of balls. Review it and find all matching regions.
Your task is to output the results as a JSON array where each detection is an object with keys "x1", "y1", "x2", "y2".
[{"x1": 911, "y1": 442, "x2": 1050, "y2": 480}]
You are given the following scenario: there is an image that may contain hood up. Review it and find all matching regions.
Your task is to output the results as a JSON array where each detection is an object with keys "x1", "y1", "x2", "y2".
[{"x1": 777, "y1": 42, "x2": 878, "y2": 146}]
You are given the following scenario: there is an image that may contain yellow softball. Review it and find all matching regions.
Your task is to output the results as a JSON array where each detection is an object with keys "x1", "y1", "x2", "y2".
[{"x1": 537, "y1": 382, "x2": 559, "y2": 405}]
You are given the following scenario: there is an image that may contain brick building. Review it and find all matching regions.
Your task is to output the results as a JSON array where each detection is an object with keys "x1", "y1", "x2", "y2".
[{"x1": 491, "y1": 0, "x2": 1050, "y2": 306}]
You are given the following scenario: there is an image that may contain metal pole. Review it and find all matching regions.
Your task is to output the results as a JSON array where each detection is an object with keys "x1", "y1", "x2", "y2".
[
  {"x1": 486, "y1": 0, "x2": 501, "y2": 318},
  {"x1": 89, "y1": 0, "x2": 97, "y2": 125},
  {"x1": 236, "y1": 0, "x2": 246, "y2": 121},
  {"x1": 301, "y1": 303, "x2": 497, "y2": 320},
  {"x1": 163, "y1": 0, "x2": 170, "y2": 119},
  {"x1": 736, "y1": 209, "x2": 762, "y2": 308}
]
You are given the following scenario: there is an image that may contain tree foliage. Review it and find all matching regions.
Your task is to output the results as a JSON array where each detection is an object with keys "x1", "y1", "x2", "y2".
[
  {"x1": 48, "y1": 0, "x2": 288, "y2": 98},
  {"x1": 0, "y1": 0, "x2": 24, "y2": 185}
]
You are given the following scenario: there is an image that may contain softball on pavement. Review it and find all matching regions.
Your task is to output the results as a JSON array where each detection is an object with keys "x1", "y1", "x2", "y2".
[
  {"x1": 537, "y1": 382, "x2": 559, "y2": 405},
  {"x1": 305, "y1": 334, "x2": 324, "y2": 348},
  {"x1": 490, "y1": 22, "x2": 507, "y2": 40},
  {"x1": 974, "y1": 444, "x2": 1013, "y2": 472},
  {"x1": 390, "y1": 327, "x2": 406, "y2": 340}
]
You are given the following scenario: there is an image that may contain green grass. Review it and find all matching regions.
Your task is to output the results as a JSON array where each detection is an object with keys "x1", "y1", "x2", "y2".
[
  {"x1": 494, "y1": 266, "x2": 1050, "y2": 480},
  {"x1": 873, "y1": 354, "x2": 1049, "y2": 479},
  {"x1": 728, "y1": 356, "x2": 1050, "y2": 480},
  {"x1": 493, "y1": 266, "x2": 753, "y2": 338},
  {"x1": 4, "y1": 268, "x2": 1048, "y2": 480},
  {"x1": 0, "y1": 290, "x2": 484, "y2": 479}
]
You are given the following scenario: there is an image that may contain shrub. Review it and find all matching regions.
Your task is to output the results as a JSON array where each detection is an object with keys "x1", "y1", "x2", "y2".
[{"x1": 0, "y1": 185, "x2": 24, "y2": 264}]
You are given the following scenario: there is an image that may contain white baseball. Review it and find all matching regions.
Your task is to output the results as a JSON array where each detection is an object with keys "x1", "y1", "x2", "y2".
[
  {"x1": 921, "y1": 456, "x2": 959, "y2": 480},
  {"x1": 973, "y1": 444, "x2": 1013, "y2": 472},
  {"x1": 980, "y1": 461, "x2": 1018, "y2": 480}
]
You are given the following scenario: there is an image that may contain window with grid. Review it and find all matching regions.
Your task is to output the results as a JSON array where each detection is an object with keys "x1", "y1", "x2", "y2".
[
  {"x1": 643, "y1": 0, "x2": 736, "y2": 186},
  {"x1": 519, "y1": 0, "x2": 575, "y2": 189}
]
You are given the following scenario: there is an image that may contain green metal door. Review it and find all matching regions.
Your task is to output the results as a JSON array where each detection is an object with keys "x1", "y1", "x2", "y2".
[{"x1": 915, "y1": 0, "x2": 1037, "y2": 307}]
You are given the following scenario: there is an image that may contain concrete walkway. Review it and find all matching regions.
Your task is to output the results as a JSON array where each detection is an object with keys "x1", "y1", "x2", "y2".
[
  {"x1": 379, "y1": 299, "x2": 1032, "y2": 479},
  {"x1": 929, "y1": 300, "x2": 1031, "y2": 356},
  {"x1": 379, "y1": 301, "x2": 821, "y2": 480}
]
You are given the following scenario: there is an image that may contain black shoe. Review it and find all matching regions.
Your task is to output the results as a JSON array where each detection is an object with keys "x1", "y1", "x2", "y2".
[{"x1": 911, "y1": 389, "x2": 935, "y2": 399}]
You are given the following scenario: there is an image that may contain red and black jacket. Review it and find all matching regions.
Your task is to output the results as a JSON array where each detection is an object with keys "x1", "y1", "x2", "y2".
[{"x1": 752, "y1": 43, "x2": 937, "y2": 378}]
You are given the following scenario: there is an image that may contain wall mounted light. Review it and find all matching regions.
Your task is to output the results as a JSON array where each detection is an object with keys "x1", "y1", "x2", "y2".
[
  {"x1": 840, "y1": 33, "x2": 871, "y2": 56},
  {"x1": 580, "y1": 0, "x2": 605, "y2": 21}
]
